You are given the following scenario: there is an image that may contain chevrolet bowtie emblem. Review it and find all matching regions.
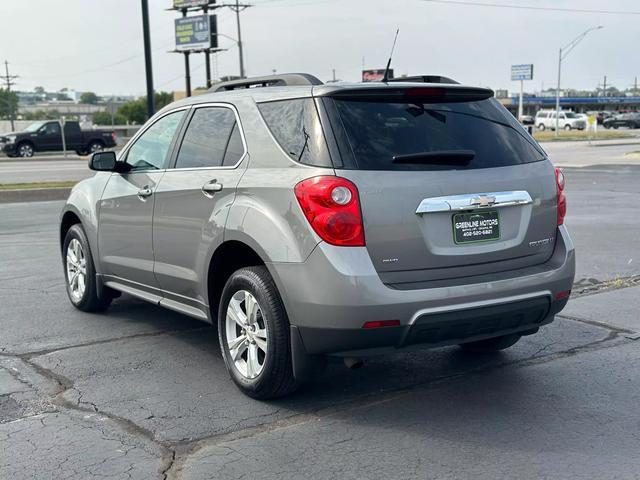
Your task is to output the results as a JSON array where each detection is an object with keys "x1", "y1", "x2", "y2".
[{"x1": 470, "y1": 195, "x2": 497, "y2": 207}]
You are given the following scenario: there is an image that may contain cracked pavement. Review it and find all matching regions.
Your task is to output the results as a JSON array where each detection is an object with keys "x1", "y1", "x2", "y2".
[{"x1": 1, "y1": 165, "x2": 639, "y2": 479}]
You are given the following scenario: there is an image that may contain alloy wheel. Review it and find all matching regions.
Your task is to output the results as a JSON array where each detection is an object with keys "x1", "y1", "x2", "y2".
[
  {"x1": 66, "y1": 238, "x2": 87, "y2": 302},
  {"x1": 225, "y1": 290, "x2": 268, "y2": 379},
  {"x1": 19, "y1": 144, "x2": 34, "y2": 157}
]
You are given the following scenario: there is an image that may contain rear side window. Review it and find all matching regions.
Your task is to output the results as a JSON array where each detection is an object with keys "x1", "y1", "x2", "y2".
[
  {"x1": 175, "y1": 107, "x2": 244, "y2": 169},
  {"x1": 331, "y1": 98, "x2": 545, "y2": 171},
  {"x1": 257, "y1": 99, "x2": 332, "y2": 167}
]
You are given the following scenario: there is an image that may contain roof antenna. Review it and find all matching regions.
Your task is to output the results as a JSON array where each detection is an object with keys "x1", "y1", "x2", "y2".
[{"x1": 381, "y1": 29, "x2": 399, "y2": 83}]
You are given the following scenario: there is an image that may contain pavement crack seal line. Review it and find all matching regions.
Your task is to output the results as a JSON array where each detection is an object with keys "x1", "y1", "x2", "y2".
[
  {"x1": 10, "y1": 352, "x2": 178, "y2": 479},
  {"x1": 571, "y1": 274, "x2": 640, "y2": 299},
  {"x1": 0, "y1": 325, "x2": 209, "y2": 358}
]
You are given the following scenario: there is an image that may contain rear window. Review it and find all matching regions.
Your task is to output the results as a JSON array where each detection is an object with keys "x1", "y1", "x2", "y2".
[
  {"x1": 257, "y1": 99, "x2": 332, "y2": 167},
  {"x1": 331, "y1": 98, "x2": 546, "y2": 171}
]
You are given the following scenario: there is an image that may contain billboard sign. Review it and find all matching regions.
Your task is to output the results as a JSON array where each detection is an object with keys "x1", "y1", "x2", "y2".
[
  {"x1": 362, "y1": 69, "x2": 393, "y2": 82},
  {"x1": 511, "y1": 64, "x2": 533, "y2": 81},
  {"x1": 175, "y1": 14, "x2": 218, "y2": 51},
  {"x1": 173, "y1": 0, "x2": 210, "y2": 8}
]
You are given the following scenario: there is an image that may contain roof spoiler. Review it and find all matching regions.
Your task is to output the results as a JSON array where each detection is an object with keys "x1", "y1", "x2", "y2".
[
  {"x1": 387, "y1": 75, "x2": 460, "y2": 85},
  {"x1": 209, "y1": 73, "x2": 323, "y2": 92},
  {"x1": 324, "y1": 85, "x2": 494, "y2": 103}
]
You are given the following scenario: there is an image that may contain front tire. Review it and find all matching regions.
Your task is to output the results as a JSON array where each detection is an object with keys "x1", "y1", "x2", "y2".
[
  {"x1": 564, "y1": 124, "x2": 572, "y2": 131},
  {"x1": 459, "y1": 333, "x2": 521, "y2": 353},
  {"x1": 17, "y1": 142, "x2": 34, "y2": 157},
  {"x1": 63, "y1": 224, "x2": 112, "y2": 312},
  {"x1": 218, "y1": 266, "x2": 298, "y2": 399}
]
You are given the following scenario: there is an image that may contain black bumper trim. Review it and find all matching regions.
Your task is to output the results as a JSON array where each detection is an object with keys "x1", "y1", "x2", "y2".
[{"x1": 297, "y1": 296, "x2": 565, "y2": 356}]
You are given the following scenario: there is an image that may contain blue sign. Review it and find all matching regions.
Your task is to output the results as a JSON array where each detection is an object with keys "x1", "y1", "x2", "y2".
[{"x1": 511, "y1": 64, "x2": 533, "y2": 81}]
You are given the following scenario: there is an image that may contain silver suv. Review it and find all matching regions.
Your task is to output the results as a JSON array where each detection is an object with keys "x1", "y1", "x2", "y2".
[{"x1": 60, "y1": 74, "x2": 575, "y2": 398}]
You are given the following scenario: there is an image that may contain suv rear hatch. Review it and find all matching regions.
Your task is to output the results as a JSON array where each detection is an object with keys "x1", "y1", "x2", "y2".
[{"x1": 319, "y1": 85, "x2": 558, "y2": 286}]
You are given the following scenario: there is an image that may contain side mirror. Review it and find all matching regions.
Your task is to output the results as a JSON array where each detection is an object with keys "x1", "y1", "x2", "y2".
[{"x1": 89, "y1": 151, "x2": 117, "y2": 171}]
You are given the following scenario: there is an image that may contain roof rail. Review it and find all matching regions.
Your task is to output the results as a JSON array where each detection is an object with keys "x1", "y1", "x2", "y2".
[
  {"x1": 387, "y1": 75, "x2": 460, "y2": 85},
  {"x1": 209, "y1": 73, "x2": 323, "y2": 92}
]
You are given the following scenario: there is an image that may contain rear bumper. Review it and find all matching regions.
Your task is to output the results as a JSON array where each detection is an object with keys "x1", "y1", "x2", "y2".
[
  {"x1": 294, "y1": 295, "x2": 566, "y2": 357},
  {"x1": 268, "y1": 225, "x2": 575, "y2": 356}
]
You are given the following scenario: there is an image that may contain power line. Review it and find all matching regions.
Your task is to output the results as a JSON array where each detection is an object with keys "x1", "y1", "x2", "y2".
[{"x1": 418, "y1": 0, "x2": 640, "y2": 15}]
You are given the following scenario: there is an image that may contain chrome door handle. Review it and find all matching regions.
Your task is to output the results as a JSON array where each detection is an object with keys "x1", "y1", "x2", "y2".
[
  {"x1": 202, "y1": 181, "x2": 223, "y2": 196},
  {"x1": 137, "y1": 187, "x2": 153, "y2": 198}
]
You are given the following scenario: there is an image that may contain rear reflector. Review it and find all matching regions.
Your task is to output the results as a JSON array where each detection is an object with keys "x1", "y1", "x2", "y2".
[
  {"x1": 555, "y1": 290, "x2": 571, "y2": 300},
  {"x1": 362, "y1": 320, "x2": 401, "y2": 329}
]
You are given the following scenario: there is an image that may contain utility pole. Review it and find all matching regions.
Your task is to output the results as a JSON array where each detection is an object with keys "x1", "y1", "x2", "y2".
[
  {"x1": 633, "y1": 76, "x2": 638, "y2": 96},
  {"x1": 1, "y1": 60, "x2": 18, "y2": 131},
  {"x1": 141, "y1": 0, "x2": 155, "y2": 118},
  {"x1": 602, "y1": 75, "x2": 607, "y2": 97},
  {"x1": 232, "y1": 0, "x2": 246, "y2": 78}
]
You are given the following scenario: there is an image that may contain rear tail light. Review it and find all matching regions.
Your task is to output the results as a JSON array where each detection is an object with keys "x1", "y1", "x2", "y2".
[
  {"x1": 111, "y1": 132, "x2": 117, "y2": 143},
  {"x1": 294, "y1": 176, "x2": 365, "y2": 246},
  {"x1": 555, "y1": 167, "x2": 567, "y2": 226}
]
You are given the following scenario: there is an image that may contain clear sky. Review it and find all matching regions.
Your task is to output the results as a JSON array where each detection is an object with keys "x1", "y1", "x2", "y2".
[{"x1": 2, "y1": 0, "x2": 638, "y2": 96}]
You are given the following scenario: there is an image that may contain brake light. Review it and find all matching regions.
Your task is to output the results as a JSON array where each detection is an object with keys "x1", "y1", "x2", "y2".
[
  {"x1": 555, "y1": 167, "x2": 567, "y2": 226},
  {"x1": 111, "y1": 132, "x2": 117, "y2": 143},
  {"x1": 294, "y1": 176, "x2": 365, "y2": 246}
]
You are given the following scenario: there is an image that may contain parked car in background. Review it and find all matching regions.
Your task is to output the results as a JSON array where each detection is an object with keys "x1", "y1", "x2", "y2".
[
  {"x1": 587, "y1": 110, "x2": 615, "y2": 125},
  {"x1": 59, "y1": 73, "x2": 575, "y2": 399},
  {"x1": 519, "y1": 115, "x2": 535, "y2": 126},
  {"x1": 535, "y1": 110, "x2": 586, "y2": 131},
  {"x1": 603, "y1": 113, "x2": 640, "y2": 129},
  {"x1": 0, "y1": 121, "x2": 116, "y2": 157}
]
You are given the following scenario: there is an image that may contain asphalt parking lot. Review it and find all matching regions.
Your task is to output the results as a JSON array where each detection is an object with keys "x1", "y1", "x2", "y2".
[{"x1": 1, "y1": 161, "x2": 639, "y2": 479}]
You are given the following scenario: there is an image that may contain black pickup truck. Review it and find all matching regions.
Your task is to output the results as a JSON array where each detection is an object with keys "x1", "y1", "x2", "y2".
[{"x1": 0, "y1": 121, "x2": 116, "y2": 157}]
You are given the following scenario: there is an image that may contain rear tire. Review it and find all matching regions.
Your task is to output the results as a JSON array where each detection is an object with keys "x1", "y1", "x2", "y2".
[
  {"x1": 63, "y1": 224, "x2": 112, "y2": 312},
  {"x1": 564, "y1": 124, "x2": 572, "y2": 131},
  {"x1": 537, "y1": 123, "x2": 545, "y2": 131},
  {"x1": 88, "y1": 141, "x2": 104, "y2": 154},
  {"x1": 218, "y1": 266, "x2": 298, "y2": 399},
  {"x1": 459, "y1": 333, "x2": 521, "y2": 353}
]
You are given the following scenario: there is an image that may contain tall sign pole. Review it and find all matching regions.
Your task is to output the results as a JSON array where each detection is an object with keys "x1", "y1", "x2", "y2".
[{"x1": 141, "y1": 0, "x2": 155, "y2": 118}]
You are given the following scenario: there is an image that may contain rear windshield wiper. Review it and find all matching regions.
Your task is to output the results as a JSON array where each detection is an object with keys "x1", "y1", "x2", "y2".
[{"x1": 392, "y1": 150, "x2": 475, "y2": 165}]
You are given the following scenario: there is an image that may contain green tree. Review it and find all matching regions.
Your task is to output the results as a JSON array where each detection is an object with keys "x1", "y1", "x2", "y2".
[
  {"x1": 117, "y1": 98, "x2": 147, "y2": 124},
  {"x1": 154, "y1": 91, "x2": 173, "y2": 110},
  {"x1": 80, "y1": 91, "x2": 99, "y2": 104},
  {"x1": 93, "y1": 111, "x2": 126, "y2": 125},
  {"x1": 116, "y1": 91, "x2": 175, "y2": 124},
  {"x1": 0, "y1": 88, "x2": 19, "y2": 120},
  {"x1": 34, "y1": 86, "x2": 45, "y2": 94}
]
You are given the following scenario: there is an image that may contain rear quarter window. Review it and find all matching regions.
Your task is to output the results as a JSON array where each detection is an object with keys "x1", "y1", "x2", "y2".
[{"x1": 257, "y1": 99, "x2": 333, "y2": 168}]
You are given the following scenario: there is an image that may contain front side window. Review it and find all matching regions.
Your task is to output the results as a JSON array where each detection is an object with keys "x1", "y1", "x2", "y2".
[
  {"x1": 175, "y1": 107, "x2": 243, "y2": 168},
  {"x1": 41, "y1": 122, "x2": 60, "y2": 135},
  {"x1": 125, "y1": 110, "x2": 186, "y2": 171}
]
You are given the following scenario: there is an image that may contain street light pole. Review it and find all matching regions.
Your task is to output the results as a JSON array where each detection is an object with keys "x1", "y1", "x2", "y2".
[{"x1": 555, "y1": 26, "x2": 603, "y2": 137}]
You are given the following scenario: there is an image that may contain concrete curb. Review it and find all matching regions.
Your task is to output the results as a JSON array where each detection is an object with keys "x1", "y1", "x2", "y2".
[{"x1": 0, "y1": 188, "x2": 71, "y2": 204}]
